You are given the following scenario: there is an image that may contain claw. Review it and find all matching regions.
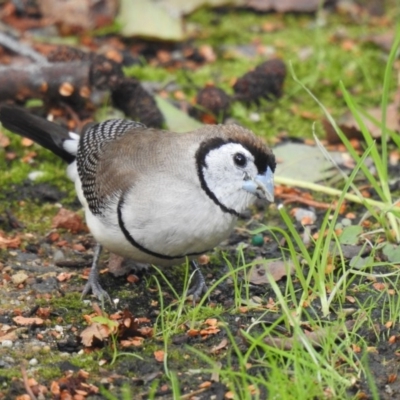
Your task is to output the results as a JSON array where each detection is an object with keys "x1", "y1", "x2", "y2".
[
  {"x1": 81, "y1": 243, "x2": 113, "y2": 306},
  {"x1": 186, "y1": 261, "x2": 209, "y2": 305}
]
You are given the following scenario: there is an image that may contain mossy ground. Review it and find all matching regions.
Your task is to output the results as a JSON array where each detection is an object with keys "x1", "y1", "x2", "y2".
[{"x1": 1, "y1": 4, "x2": 400, "y2": 400}]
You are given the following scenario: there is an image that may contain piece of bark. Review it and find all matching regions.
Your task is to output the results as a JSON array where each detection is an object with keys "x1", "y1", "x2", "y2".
[
  {"x1": 0, "y1": 55, "x2": 123, "y2": 106},
  {"x1": 0, "y1": 61, "x2": 91, "y2": 105},
  {"x1": 111, "y1": 77, "x2": 164, "y2": 128},
  {"x1": 0, "y1": 31, "x2": 48, "y2": 63}
]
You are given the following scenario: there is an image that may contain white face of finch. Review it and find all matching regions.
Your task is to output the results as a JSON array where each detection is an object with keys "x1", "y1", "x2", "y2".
[{"x1": 201, "y1": 142, "x2": 274, "y2": 215}]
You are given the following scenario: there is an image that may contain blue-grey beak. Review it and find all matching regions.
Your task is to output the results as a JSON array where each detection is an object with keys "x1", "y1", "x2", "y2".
[{"x1": 242, "y1": 166, "x2": 274, "y2": 202}]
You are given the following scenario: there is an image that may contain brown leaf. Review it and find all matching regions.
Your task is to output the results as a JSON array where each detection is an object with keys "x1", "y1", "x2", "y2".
[
  {"x1": 187, "y1": 329, "x2": 200, "y2": 337},
  {"x1": 210, "y1": 338, "x2": 228, "y2": 354},
  {"x1": 364, "y1": 31, "x2": 394, "y2": 52},
  {"x1": 204, "y1": 318, "x2": 218, "y2": 327},
  {"x1": 200, "y1": 327, "x2": 220, "y2": 336},
  {"x1": 324, "y1": 103, "x2": 400, "y2": 144},
  {"x1": 373, "y1": 282, "x2": 387, "y2": 291},
  {"x1": 56, "y1": 272, "x2": 73, "y2": 282},
  {"x1": 137, "y1": 326, "x2": 153, "y2": 337},
  {"x1": 36, "y1": 307, "x2": 51, "y2": 319},
  {"x1": 0, "y1": 131, "x2": 10, "y2": 148},
  {"x1": 0, "y1": 328, "x2": 17, "y2": 342},
  {"x1": 79, "y1": 322, "x2": 111, "y2": 347},
  {"x1": 50, "y1": 381, "x2": 60, "y2": 396},
  {"x1": 154, "y1": 350, "x2": 165, "y2": 363},
  {"x1": 38, "y1": 0, "x2": 118, "y2": 32},
  {"x1": 13, "y1": 316, "x2": 44, "y2": 326},
  {"x1": 248, "y1": 259, "x2": 295, "y2": 285},
  {"x1": 107, "y1": 253, "x2": 132, "y2": 277},
  {"x1": 0, "y1": 231, "x2": 21, "y2": 249},
  {"x1": 52, "y1": 208, "x2": 87, "y2": 233},
  {"x1": 21, "y1": 137, "x2": 34, "y2": 147},
  {"x1": 263, "y1": 320, "x2": 356, "y2": 350},
  {"x1": 120, "y1": 337, "x2": 144, "y2": 347}
]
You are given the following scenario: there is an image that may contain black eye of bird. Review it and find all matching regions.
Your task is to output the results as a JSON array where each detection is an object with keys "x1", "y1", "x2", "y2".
[{"x1": 233, "y1": 152, "x2": 247, "y2": 167}]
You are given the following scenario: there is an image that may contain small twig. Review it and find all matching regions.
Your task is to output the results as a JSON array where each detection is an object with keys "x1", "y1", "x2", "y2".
[
  {"x1": 277, "y1": 193, "x2": 333, "y2": 209},
  {"x1": 0, "y1": 31, "x2": 48, "y2": 63},
  {"x1": 20, "y1": 362, "x2": 38, "y2": 400},
  {"x1": 275, "y1": 176, "x2": 387, "y2": 210}
]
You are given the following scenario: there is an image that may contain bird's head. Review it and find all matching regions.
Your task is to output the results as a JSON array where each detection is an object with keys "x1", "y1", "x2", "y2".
[{"x1": 195, "y1": 126, "x2": 276, "y2": 216}]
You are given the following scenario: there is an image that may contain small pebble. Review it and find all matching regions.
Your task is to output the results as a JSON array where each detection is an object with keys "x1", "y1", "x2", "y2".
[
  {"x1": 53, "y1": 250, "x2": 65, "y2": 263},
  {"x1": 249, "y1": 112, "x2": 260, "y2": 122},
  {"x1": 42, "y1": 346, "x2": 51, "y2": 353},
  {"x1": 54, "y1": 325, "x2": 64, "y2": 333},
  {"x1": 1, "y1": 340, "x2": 13, "y2": 348},
  {"x1": 341, "y1": 218, "x2": 352, "y2": 227},
  {"x1": 29, "y1": 358, "x2": 38, "y2": 366},
  {"x1": 28, "y1": 171, "x2": 45, "y2": 181},
  {"x1": 11, "y1": 272, "x2": 28, "y2": 285}
]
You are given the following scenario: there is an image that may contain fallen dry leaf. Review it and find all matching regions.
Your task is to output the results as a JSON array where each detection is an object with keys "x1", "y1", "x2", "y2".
[
  {"x1": 11, "y1": 272, "x2": 28, "y2": 285},
  {"x1": 262, "y1": 320, "x2": 356, "y2": 350},
  {"x1": 248, "y1": 259, "x2": 295, "y2": 285},
  {"x1": 120, "y1": 337, "x2": 144, "y2": 347},
  {"x1": 36, "y1": 307, "x2": 51, "y2": 319},
  {"x1": 52, "y1": 208, "x2": 87, "y2": 233},
  {"x1": 39, "y1": 0, "x2": 117, "y2": 32},
  {"x1": 210, "y1": 337, "x2": 228, "y2": 354},
  {"x1": 154, "y1": 349, "x2": 165, "y2": 363},
  {"x1": 137, "y1": 326, "x2": 153, "y2": 337},
  {"x1": 386, "y1": 321, "x2": 394, "y2": 329},
  {"x1": 80, "y1": 322, "x2": 111, "y2": 347},
  {"x1": 200, "y1": 327, "x2": 220, "y2": 336},
  {"x1": 373, "y1": 282, "x2": 387, "y2": 291},
  {"x1": 0, "y1": 131, "x2": 10, "y2": 148},
  {"x1": 56, "y1": 272, "x2": 73, "y2": 282},
  {"x1": 0, "y1": 325, "x2": 18, "y2": 342},
  {"x1": 21, "y1": 137, "x2": 34, "y2": 147},
  {"x1": 363, "y1": 31, "x2": 394, "y2": 52},
  {"x1": 187, "y1": 329, "x2": 200, "y2": 337},
  {"x1": 13, "y1": 316, "x2": 44, "y2": 326},
  {"x1": 0, "y1": 231, "x2": 21, "y2": 249},
  {"x1": 323, "y1": 102, "x2": 400, "y2": 144}
]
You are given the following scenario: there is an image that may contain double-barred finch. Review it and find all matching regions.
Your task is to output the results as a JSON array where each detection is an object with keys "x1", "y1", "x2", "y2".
[{"x1": 0, "y1": 105, "x2": 276, "y2": 302}]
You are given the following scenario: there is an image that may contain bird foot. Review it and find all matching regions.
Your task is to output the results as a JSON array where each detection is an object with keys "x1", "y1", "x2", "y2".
[
  {"x1": 187, "y1": 261, "x2": 209, "y2": 304},
  {"x1": 81, "y1": 278, "x2": 112, "y2": 305},
  {"x1": 81, "y1": 243, "x2": 113, "y2": 306}
]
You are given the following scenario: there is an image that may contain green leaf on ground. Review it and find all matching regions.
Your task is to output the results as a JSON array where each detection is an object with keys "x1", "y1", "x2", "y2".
[
  {"x1": 349, "y1": 255, "x2": 374, "y2": 270},
  {"x1": 118, "y1": 0, "x2": 184, "y2": 40},
  {"x1": 382, "y1": 243, "x2": 400, "y2": 263},
  {"x1": 338, "y1": 225, "x2": 363, "y2": 245},
  {"x1": 273, "y1": 142, "x2": 341, "y2": 183},
  {"x1": 155, "y1": 96, "x2": 203, "y2": 132}
]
